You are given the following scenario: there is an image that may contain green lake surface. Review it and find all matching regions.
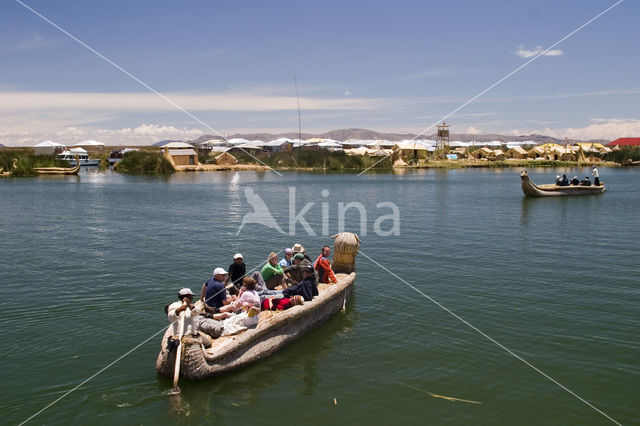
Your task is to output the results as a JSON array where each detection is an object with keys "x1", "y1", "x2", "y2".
[{"x1": 1, "y1": 167, "x2": 638, "y2": 425}]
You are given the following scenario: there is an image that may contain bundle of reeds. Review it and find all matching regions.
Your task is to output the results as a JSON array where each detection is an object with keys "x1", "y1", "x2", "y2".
[
  {"x1": 331, "y1": 232, "x2": 360, "y2": 274},
  {"x1": 215, "y1": 152, "x2": 238, "y2": 166}
]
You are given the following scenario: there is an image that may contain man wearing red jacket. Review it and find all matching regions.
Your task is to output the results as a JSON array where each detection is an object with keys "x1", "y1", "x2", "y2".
[{"x1": 313, "y1": 245, "x2": 338, "y2": 283}]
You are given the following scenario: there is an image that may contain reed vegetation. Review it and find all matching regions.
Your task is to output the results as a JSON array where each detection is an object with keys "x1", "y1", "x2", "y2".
[
  {"x1": 115, "y1": 151, "x2": 175, "y2": 174},
  {"x1": 603, "y1": 148, "x2": 640, "y2": 163},
  {"x1": 0, "y1": 151, "x2": 67, "y2": 177}
]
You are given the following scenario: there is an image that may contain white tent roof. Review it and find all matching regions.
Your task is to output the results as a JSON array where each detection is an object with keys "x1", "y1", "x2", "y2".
[
  {"x1": 394, "y1": 141, "x2": 429, "y2": 150},
  {"x1": 227, "y1": 138, "x2": 251, "y2": 145},
  {"x1": 160, "y1": 142, "x2": 194, "y2": 149},
  {"x1": 318, "y1": 141, "x2": 342, "y2": 147},
  {"x1": 264, "y1": 139, "x2": 292, "y2": 147},
  {"x1": 34, "y1": 140, "x2": 65, "y2": 147},
  {"x1": 198, "y1": 139, "x2": 225, "y2": 146},
  {"x1": 341, "y1": 140, "x2": 366, "y2": 147},
  {"x1": 344, "y1": 147, "x2": 370, "y2": 156},
  {"x1": 232, "y1": 143, "x2": 263, "y2": 150},
  {"x1": 76, "y1": 140, "x2": 105, "y2": 147}
]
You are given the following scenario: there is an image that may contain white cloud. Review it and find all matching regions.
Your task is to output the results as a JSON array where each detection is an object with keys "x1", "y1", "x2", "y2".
[
  {"x1": 534, "y1": 119, "x2": 640, "y2": 140},
  {"x1": 465, "y1": 126, "x2": 482, "y2": 134},
  {"x1": 403, "y1": 67, "x2": 451, "y2": 80},
  {"x1": 0, "y1": 90, "x2": 391, "y2": 112},
  {"x1": 0, "y1": 32, "x2": 62, "y2": 54},
  {"x1": 515, "y1": 45, "x2": 563, "y2": 58},
  {"x1": 0, "y1": 124, "x2": 205, "y2": 146}
]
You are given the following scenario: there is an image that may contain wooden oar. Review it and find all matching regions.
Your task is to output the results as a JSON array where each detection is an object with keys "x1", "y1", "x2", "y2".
[{"x1": 170, "y1": 308, "x2": 189, "y2": 395}]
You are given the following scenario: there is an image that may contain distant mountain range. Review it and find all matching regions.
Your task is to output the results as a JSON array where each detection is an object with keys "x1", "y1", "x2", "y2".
[
  {"x1": 178, "y1": 128, "x2": 609, "y2": 146},
  {"x1": 0, "y1": 143, "x2": 5, "y2": 147}
]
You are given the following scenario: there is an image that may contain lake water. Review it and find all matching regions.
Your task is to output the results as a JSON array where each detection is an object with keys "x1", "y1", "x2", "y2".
[{"x1": 1, "y1": 167, "x2": 638, "y2": 425}]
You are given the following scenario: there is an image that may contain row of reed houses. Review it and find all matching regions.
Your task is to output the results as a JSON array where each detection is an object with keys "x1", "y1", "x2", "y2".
[{"x1": 165, "y1": 138, "x2": 623, "y2": 166}]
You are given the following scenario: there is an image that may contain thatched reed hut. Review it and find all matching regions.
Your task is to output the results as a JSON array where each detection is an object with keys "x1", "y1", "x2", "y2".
[
  {"x1": 215, "y1": 152, "x2": 237, "y2": 165},
  {"x1": 506, "y1": 146, "x2": 527, "y2": 159}
]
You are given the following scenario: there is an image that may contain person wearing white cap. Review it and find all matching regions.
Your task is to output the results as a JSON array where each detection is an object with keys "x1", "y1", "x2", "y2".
[
  {"x1": 166, "y1": 288, "x2": 229, "y2": 339},
  {"x1": 225, "y1": 253, "x2": 246, "y2": 291},
  {"x1": 200, "y1": 267, "x2": 236, "y2": 313}
]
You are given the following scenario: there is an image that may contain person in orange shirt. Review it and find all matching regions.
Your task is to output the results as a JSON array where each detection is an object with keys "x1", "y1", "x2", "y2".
[{"x1": 313, "y1": 245, "x2": 337, "y2": 283}]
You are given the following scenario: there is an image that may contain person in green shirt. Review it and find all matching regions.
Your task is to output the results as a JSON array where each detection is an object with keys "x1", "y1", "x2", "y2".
[{"x1": 261, "y1": 252, "x2": 285, "y2": 289}]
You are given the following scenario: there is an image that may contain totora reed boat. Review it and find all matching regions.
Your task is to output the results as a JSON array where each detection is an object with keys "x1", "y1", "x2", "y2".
[
  {"x1": 520, "y1": 171, "x2": 605, "y2": 197},
  {"x1": 33, "y1": 155, "x2": 81, "y2": 175},
  {"x1": 156, "y1": 232, "x2": 360, "y2": 381}
]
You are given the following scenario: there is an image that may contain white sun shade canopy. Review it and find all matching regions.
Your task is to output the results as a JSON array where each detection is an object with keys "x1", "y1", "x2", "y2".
[{"x1": 34, "y1": 140, "x2": 65, "y2": 147}]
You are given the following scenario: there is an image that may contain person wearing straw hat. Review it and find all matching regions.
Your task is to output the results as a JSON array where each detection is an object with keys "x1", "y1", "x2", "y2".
[
  {"x1": 292, "y1": 243, "x2": 312, "y2": 262},
  {"x1": 313, "y1": 245, "x2": 338, "y2": 284},
  {"x1": 167, "y1": 288, "x2": 229, "y2": 339}
]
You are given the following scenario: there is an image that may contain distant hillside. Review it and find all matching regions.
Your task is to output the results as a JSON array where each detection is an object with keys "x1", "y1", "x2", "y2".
[
  {"x1": 0, "y1": 143, "x2": 5, "y2": 147},
  {"x1": 181, "y1": 128, "x2": 609, "y2": 146}
]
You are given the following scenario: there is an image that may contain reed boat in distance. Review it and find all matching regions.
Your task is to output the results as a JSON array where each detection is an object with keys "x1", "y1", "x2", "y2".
[
  {"x1": 156, "y1": 232, "x2": 360, "y2": 382},
  {"x1": 0, "y1": 159, "x2": 18, "y2": 177},
  {"x1": 520, "y1": 171, "x2": 605, "y2": 197},
  {"x1": 33, "y1": 155, "x2": 81, "y2": 175}
]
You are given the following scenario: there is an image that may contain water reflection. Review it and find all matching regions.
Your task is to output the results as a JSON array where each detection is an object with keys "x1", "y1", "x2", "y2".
[{"x1": 164, "y1": 299, "x2": 357, "y2": 420}]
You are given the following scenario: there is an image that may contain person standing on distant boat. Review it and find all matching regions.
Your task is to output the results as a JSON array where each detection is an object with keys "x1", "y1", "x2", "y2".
[
  {"x1": 313, "y1": 245, "x2": 337, "y2": 284},
  {"x1": 592, "y1": 165, "x2": 600, "y2": 186},
  {"x1": 226, "y1": 253, "x2": 246, "y2": 292}
]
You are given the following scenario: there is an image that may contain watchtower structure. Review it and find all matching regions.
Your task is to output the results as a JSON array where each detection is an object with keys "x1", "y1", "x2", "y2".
[{"x1": 436, "y1": 122, "x2": 450, "y2": 155}]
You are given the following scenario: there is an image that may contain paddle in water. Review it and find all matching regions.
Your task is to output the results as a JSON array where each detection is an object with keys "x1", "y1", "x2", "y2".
[{"x1": 169, "y1": 308, "x2": 189, "y2": 395}]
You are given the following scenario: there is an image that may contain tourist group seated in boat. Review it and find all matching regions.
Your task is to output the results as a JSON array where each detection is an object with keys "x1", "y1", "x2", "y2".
[
  {"x1": 555, "y1": 167, "x2": 601, "y2": 187},
  {"x1": 167, "y1": 243, "x2": 339, "y2": 341}
]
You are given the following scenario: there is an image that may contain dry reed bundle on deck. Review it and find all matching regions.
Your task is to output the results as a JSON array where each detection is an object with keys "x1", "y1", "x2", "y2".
[{"x1": 331, "y1": 232, "x2": 360, "y2": 274}]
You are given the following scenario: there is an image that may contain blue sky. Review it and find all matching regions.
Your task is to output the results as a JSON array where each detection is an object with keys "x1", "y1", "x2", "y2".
[{"x1": 1, "y1": 0, "x2": 638, "y2": 145}]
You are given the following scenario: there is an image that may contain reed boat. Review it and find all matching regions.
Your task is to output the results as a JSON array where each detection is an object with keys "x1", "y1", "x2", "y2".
[
  {"x1": 33, "y1": 155, "x2": 81, "y2": 175},
  {"x1": 0, "y1": 158, "x2": 18, "y2": 177},
  {"x1": 520, "y1": 171, "x2": 605, "y2": 197},
  {"x1": 156, "y1": 232, "x2": 360, "y2": 382}
]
